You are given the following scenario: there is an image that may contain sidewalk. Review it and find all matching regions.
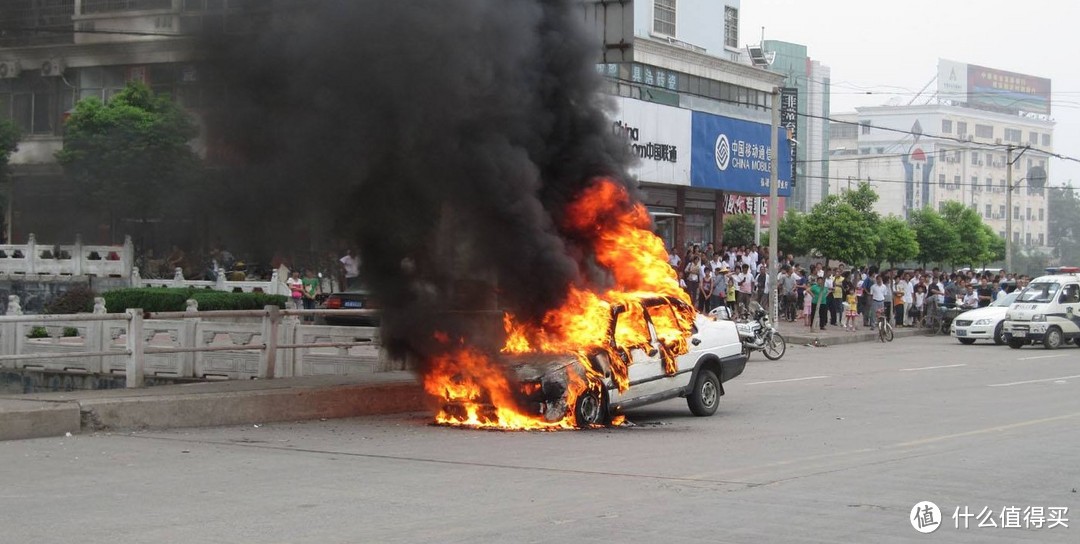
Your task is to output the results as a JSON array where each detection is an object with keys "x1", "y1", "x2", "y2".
[
  {"x1": 0, "y1": 372, "x2": 428, "y2": 442},
  {"x1": 778, "y1": 320, "x2": 927, "y2": 346}
]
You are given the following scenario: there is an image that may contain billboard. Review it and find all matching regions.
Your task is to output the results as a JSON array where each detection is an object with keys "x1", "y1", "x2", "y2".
[
  {"x1": 690, "y1": 111, "x2": 793, "y2": 197},
  {"x1": 780, "y1": 87, "x2": 798, "y2": 187},
  {"x1": 610, "y1": 96, "x2": 692, "y2": 185},
  {"x1": 938, "y1": 59, "x2": 1051, "y2": 115}
]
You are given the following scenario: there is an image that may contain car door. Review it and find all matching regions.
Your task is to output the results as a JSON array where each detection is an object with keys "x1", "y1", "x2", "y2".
[
  {"x1": 1060, "y1": 283, "x2": 1080, "y2": 334},
  {"x1": 609, "y1": 304, "x2": 665, "y2": 404}
]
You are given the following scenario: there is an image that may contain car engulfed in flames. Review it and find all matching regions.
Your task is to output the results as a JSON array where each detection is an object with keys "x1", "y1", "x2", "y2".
[{"x1": 421, "y1": 178, "x2": 747, "y2": 430}]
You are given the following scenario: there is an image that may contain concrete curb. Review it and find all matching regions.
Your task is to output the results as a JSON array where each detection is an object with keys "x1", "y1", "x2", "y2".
[
  {"x1": 1, "y1": 373, "x2": 430, "y2": 441},
  {"x1": 0, "y1": 399, "x2": 81, "y2": 441},
  {"x1": 784, "y1": 327, "x2": 926, "y2": 346}
]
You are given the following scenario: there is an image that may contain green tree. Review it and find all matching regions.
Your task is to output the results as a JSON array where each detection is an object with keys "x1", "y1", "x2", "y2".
[
  {"x1": 876, "y1": 215, "x2": 919, "y2": 267},
  {"x1": 0, "y1": 118, "x2": 20, "y2": 243},
  {"x1": 910, "y1": 207, "x2": 958, "y2": 268},
  {"x1": 776, "y1": 210, "x2": 810, "y2": 257},
  {"x1": 56, "y1": 82, "x2": 202, "y2": 241},
  {"x1": 941, "y1": 201, "x2": 992, "y2": 267},
  {"x1": 803, "y1": 194, "x2": 878, "y2": 265},
  {"x1": 722, "y1": 213, "x2": 756, "y2": 247},
  {"x1": 1049, "y1": 184, "x2": 1080, "y2": 265},
  {"x1": 978, "y1": 223, "x2": 1006, "y2": 266}
]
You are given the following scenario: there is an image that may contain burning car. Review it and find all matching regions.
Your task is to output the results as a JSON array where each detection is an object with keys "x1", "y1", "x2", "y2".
[{"x1": 429, "y1": 295, "x2": 746, "y2": 429}]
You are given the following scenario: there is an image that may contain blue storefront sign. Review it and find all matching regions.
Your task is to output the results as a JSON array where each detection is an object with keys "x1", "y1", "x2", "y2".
[{"x1": 690, "y1": 111, "x2": 792, "y2": 196}]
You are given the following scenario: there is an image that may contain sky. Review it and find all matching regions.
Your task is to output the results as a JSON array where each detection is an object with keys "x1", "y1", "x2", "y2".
[{"x1": 741, "y1": 0, "x2": 1080, "y2": 188}]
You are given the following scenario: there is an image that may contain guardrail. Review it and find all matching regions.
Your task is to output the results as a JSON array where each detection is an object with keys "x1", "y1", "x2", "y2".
[
  {"x1": 0, "y1": 306, "x2": 387, "y2": 388},
  {"x1": 0, "y1": 234, "x2": 132, "y2": 277}
]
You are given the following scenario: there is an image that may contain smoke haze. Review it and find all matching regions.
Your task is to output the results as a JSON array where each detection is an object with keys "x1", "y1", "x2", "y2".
[{"x1": 208, "y1": 0, "x2": 636, "y2": 358}]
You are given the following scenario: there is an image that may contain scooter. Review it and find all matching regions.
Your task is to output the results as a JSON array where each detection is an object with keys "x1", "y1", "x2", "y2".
[{"x1": 734, "y1": 301, "x2": 787, "y2": 361}]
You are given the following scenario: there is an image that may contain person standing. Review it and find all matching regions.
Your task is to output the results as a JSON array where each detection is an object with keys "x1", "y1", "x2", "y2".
[
  {"x1": 809, "y1": 276, "x2": 828, "y2": 331},
  {"x1": 339, "y1": 249, "x2": 361, "y2": 290},
  {"x1": 698, "y1": 267, "x2": 714, "y2": 313},
  {"x1": 301, "y1": 269, "x2": 321, "y2": 321},
  {"x1": 870, "y1": 275, "x2": 888, "y2": 325},
  {"x1": 711, "y1": 267, "x2": 729, "y2": 315},
  {"x1": 683, "y1": 255, "x2": 703, "y2": 309},
  {"x1": 286, "y1": 270, "x2": 304, "y2": 311}
]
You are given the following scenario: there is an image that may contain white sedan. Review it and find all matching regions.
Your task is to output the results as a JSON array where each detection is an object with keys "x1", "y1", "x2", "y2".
[{"x1": 951, "y1": 291, "x2": 1020, "y2": 345}]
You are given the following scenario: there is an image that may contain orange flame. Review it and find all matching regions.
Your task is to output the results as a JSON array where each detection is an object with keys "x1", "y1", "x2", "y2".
[{"x1": 426, "y1": 178, "x2": 696, "y2": 430}]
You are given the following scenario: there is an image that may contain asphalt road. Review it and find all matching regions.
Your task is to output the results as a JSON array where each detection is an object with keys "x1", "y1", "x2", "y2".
[{"x1": 2, "y1": 335, "x2": 1078, "y2": 543}]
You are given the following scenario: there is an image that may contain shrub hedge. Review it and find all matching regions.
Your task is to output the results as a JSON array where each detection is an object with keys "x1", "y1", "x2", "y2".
[
  {"x1": 45, "y1": 284, "x2": 97, "y2": 314},
  {"x1": 102, "y1": 288, "x2": 288, "y2": 313}
]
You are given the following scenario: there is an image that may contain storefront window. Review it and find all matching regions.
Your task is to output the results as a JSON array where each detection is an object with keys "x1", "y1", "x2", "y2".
[{"x1": 683, "y1": 210, "x2": 714, "y2": 248}]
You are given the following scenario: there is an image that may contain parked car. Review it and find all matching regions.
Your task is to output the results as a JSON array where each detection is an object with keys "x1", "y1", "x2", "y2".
[
  {"x1": 442, "y1": 295, "x2": 747, "y2": 427},
  {"x1": 1003, "y1": 273, "x2": 1080, "y2": 349},
  {"x1": 950, "y1": 291, "x2": 1020, "y2": 345},
  {"x1": 318, "y1": 288, "x2": 380, "y2": 326}
]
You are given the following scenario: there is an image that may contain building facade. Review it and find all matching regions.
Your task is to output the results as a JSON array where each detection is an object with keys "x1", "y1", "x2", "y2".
[
  {"x1": 763, "y1": 40, "x2": 831, "y2": 213},
  {"x1": 829, "y1": 104, "x2": 1053, "y2": 250}
]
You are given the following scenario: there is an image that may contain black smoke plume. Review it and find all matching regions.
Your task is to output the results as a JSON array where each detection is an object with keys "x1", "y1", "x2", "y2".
[{"x1": 206, "y1": 0, "x2": 635, "y2": 359}]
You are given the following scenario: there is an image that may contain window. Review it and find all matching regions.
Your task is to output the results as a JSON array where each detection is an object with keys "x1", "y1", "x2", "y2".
[
  {"x1": 971, "y1": 153, "x2": 979, "y2": 166},
  {"x1": 941, "y1": 119, "x2": 953, "y2": 134},
  {"x1": 1029, "y1": 131, "x2": 1039, "y2": 145},
  {"x1": 860, "y1": 121, "x2": 871, "y2": 135},
  {"x1": 1000, "y1": 179, "x2": 1006, "y2": 192},
  {"x1": 975, "y1": 124, "x2": 994, "y2": 138},
  {"x1": 724, "y1": 6, "x2": 738, "y2": 49},
  {"x1": 0, "y1": 75, "x2": 66, "y2": 135},
  {"x1": 83, "y1": 0, "x2": 171, "y2": 14},
  {"x1": 1026, "y1": 233, "x2": 1032, "y2": 245},
  {"x1": 1014, "y1": 232, "x2": 1020, "y2": 243},
  {"x1": 1013, "y1": 206, "x2": 1020, "y2": 220},
  {"x1": 1026, "y1": 207, "x2": 1032, "y2": 220},
  {"x1": 1004, "y1": 128, "x2": 1022, "y2": 142},
  {"x1": 986, "y1": 177, "x2": 993, "y2": 191},
  {"x1": 998, "y1": 205, "x2": 1005, "y2": 217},
  {"x1": 653, "y1": 0, "x2": 676, "y2": 36},
  {"x1": 1042, "y1": 133, "x2": 1051, "y2": 146},
  {"x1": 971, "y1": 176, "x2": 979, "y2": 190},
  {"x1": 985, "y1": 204, "x2": 992, "y2": 217},
  {"x1": 1039, "y1": 208, "x2": 1044, "y2": 221},
  {"x1": 953, "y1": 175, "x2": 961, "y2": 189},
  {"x1": 1039, "y1": 233, "x2": 1045, "y2": 246},
  {"x1": 938, "y1": 174, "x2": 946, "y2": 187},
  {"x1": 957, "y1": 121, "x2": 968, "y2": 138}
]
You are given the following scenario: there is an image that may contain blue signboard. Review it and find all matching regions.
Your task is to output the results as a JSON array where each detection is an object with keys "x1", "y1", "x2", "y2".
[{"x1": 690, "y1": 111, "x2": 792, "y2": 196}]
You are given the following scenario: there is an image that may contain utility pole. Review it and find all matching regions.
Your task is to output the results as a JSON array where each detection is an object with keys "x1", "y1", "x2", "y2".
[
  {"x1": 1005, "y1": 146, "x2": 1013, "y2": 274},
  {"x1": 769, "y1": 87, "x2": 780, "y2": 327}
]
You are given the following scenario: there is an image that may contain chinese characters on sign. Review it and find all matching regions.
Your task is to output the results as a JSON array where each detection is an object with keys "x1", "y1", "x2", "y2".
[
  {"x1": 780, "y1": 88, "x2": 798, "y2": 188},
  {"x1": 612, "y1": 120, "x2": 678, "y2": 163}
]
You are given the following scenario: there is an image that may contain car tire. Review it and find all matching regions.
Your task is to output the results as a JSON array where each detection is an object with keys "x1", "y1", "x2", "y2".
[
  {"x1": 1007, "y1": 338, "x2": 1025, "y2": 349},
  {"x1": 1043, "y1": 327, "x2": 1063, "y2": 350},
  {"x1": 687, "y1": 368, "x2": 720, "y2": 417},
  {"x1": 573, "y1": 387, "x2": 609, "y2": 428},
  {"x1": 993, "y1": 322, "x2": 1005, "y2": 345},
  {"x1": 762, "y1": 333, "x2": 786, "y2": 360},
  {"x1": 958, "y1": 338, "x2": 976, "y2": 345}
]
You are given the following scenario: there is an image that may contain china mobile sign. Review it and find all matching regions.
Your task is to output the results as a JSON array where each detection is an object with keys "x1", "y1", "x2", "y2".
[
  {"x1": 610, "y1": 96, "x2": 692, "y2": 185},
  {"x1": 690, "y1": 111, "x2": 792, "y2": 196}
]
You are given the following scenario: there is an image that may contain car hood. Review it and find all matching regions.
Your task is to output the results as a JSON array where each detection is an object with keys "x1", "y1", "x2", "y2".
[
  {"x1": 499, "y1": 353, "x2": 580, "y2": 381},
  {"x1": 956, "y1": 306, "x2": 1007, "y2": 321}
]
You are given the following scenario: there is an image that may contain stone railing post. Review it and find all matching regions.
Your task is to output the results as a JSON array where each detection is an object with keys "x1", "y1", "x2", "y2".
[
  {"x1": 258, "y1": 305, "x2": 280, "y2": 379},
  {"x1": 0, "y1": 295, "x2": 19, "y2": 364},
  {"x1": 131, "y1": 266, "x2": 142, "y2": 288},
  {"x1": 215, "y1": 270, "x2": 227, "y2": 291},
  {"x1": 73, "y1": 234, "x2": 84, "y2": 275},
  {"x1": 125, "y1": 308, "x2": 145, "y2": 388},
  {"x1": 122, "y1": 235, "x2": 134, "y2": 279},
  {"x1": 171, "y1": 267, "x2": 185, "y2": 288},
  {"x1": 269, "y1": 269, "x2": 281, "y2": 295},
  {"x1": 27, "y1": 233, "x2": 36, "y2": 275}
]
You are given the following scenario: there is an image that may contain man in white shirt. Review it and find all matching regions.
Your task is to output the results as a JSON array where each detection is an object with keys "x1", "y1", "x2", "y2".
[
  {"x1": 870, "y1": 275, "x2": 888, "y2": 321},
  {"x1": 339, "y1": 249, "x2": 361, "y2": 290}
]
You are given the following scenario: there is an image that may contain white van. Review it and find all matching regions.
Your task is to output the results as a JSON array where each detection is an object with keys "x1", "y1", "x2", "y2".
[{"x1": 1002, "y1": 274, "x2": 1080, "y2": 349}]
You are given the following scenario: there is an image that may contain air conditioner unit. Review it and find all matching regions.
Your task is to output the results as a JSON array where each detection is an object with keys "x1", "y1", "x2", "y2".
[
  {"x1": 40, "y1": 59, "x2": 65, "y2": 77},
  {"x1": 0, "y1": 61, "x2": 21, "y2": 79}
]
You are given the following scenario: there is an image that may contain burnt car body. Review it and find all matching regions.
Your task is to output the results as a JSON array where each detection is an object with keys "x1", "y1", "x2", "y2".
[{"x1": 447, "y1": 295, "x2": 747, "y2": 426}]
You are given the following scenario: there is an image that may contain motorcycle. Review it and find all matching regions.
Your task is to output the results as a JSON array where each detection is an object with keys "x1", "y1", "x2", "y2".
[{"x1": 734, "y1": 301, "x2": 787, "y2": 361}]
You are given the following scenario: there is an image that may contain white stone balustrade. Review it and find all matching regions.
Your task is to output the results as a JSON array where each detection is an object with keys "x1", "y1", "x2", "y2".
[
  {"x1": 131, "y1": 267, "x2": 288, "y2": 295},
  {"x1": 0, "y1": 234, "x2": 133, "y2": 278}
]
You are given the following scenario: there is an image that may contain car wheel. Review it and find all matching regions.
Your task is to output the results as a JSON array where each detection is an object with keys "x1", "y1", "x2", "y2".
[
  {"x1": 1043, "y1": 327, "x2": 1063, "y2": 350},
  {"x1": 993, "y1": 322, "x2": 1005, "y2": 345},
  {"x1": 687, "y1": 368, "x2": 720, "y2": 417},
  {"x1": 762, "y1": 333, "x2": 786, "y2": 360},
  {"x1": 1007, "y1": 338, "x2": 1025, "y2": 349},
  {"x1": 958, "y1": 338, "x2": 976, "y2": 345},
  {"x1": 573, "y1": 388, "x2": 609, "y2": 428}
]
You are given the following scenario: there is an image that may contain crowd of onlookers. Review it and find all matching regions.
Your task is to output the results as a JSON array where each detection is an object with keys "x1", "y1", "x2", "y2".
[{"x1": 672, "y1": 242, "x2": 1031, "y2": 332}]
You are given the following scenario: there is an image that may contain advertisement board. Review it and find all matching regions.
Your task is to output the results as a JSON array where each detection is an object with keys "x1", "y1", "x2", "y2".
[
  {"x1": 610, "y1": 96, "x2": 692, "y2": 186},
  {"x1": 937, "y1": 59, "x2": 1051, "y2": 115},
  {"x1": 690, "y1": 111, "x2": 792, "y2": 196},
  {"x1": 723, "y1": 194, "x2": 786, "y2": 227}
]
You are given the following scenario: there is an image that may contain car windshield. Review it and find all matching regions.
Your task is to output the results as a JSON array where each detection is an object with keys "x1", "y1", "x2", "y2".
[
  {"x1": 1015, "y1": 282, "x2": 1060, "y2": 303},
  {"x1": 991, "y1": 291, "x2": 1020, "y2": 307}
]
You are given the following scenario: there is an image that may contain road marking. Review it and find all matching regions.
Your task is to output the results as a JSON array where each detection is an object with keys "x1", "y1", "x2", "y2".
[
  {"x1": 746, "y1": 376, "x2": 828, "y2": 386},
  {"x1": 894, "y1": 412, "x2": 1080, "y2": 447},
  {"x1": 1018, "y1": 354, "x2": 1070, "y2": 361},
  {"x1": 988, "y1": 374, "x2": 1080, "y2": 387},
  {"x1": 899, "y1": 364, "x2": 967, "y2": 372}
]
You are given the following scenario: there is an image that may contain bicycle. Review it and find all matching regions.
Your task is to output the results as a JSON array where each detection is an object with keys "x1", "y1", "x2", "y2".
[
  {"x1": 876, "y1": 307, "x2": 894, "y2": 342},
  {"x1": 923, "y1": 300, "x2": 944, "y2": 335}
]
